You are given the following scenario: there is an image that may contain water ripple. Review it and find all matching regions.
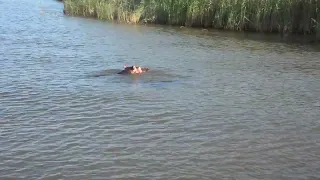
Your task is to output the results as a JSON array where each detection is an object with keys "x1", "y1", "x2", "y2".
[{"x1": 1, "y1": 0, "x2": 320, "y2": 179}]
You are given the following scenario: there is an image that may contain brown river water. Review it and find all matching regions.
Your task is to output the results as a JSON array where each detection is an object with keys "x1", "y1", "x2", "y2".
[{"x1": 0, "y1": 0, "x2": 320, "y2": 179}]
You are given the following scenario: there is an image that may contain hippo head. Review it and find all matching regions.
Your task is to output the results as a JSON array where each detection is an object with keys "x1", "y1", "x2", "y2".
[
  {"x1": 123, "y1": 65, "x2": 135, "y2": 74},
  {"x1": 119, "y1": 65, "x2": 150, "y2": 75}
]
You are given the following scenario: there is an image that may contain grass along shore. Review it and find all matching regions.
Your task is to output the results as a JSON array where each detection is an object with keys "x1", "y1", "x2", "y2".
[{"x1": 63, "y1": 0, "x2": 320, "y2": 37}]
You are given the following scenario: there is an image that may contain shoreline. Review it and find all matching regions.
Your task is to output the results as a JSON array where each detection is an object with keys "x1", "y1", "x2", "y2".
[
  {"x1": 61, "y1": 0, "x2": 320, "y2": 43},
  {"x1": 63, "y1": 14, "x2": 320, "y2": 45}
]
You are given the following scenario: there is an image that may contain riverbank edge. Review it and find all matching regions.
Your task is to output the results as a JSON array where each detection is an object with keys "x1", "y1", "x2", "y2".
[{"x1": 61, "y1": 0, "x2": 320, "y2": 42}]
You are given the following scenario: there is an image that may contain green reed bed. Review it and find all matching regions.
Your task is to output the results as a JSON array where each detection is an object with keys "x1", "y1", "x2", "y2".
[
  {"x1": 63, "y1": 0, "x2": 320, "y2": 36},
  {"x1": 63, "y1": 0, "x2": 143, "y2": 23}
]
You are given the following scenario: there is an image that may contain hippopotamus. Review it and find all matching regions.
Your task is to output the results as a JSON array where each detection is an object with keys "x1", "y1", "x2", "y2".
[{"x1": 117, "y1": 65, "x2": 150, "y2": 75}]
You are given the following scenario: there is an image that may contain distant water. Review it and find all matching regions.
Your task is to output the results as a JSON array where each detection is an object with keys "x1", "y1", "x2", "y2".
[{"x1": 0, "y1": 0, "x2": 320, "y2": 179}]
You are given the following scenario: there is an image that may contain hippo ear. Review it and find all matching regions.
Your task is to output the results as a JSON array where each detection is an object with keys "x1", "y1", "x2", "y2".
[{"x1": 124, "y1": 65, "x2": 127, "y2": 68}]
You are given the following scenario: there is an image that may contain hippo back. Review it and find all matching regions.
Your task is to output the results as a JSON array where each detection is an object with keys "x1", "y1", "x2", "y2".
[
  {"x1": 117, "y1": 70, "x2": 130, "y2": 74},
  {"x1": 141, "y1": 68, "x2": 150, "y2": 72}
]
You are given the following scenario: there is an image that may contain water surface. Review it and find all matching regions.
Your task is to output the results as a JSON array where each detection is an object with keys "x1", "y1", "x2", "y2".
[{"x1": 0, "y1": 0, "x2": 320, "y2": 179}]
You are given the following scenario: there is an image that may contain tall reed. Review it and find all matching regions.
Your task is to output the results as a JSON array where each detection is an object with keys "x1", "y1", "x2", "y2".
[{"x1": 63, "y1": 0, "x2": 320, "y2": 36}]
